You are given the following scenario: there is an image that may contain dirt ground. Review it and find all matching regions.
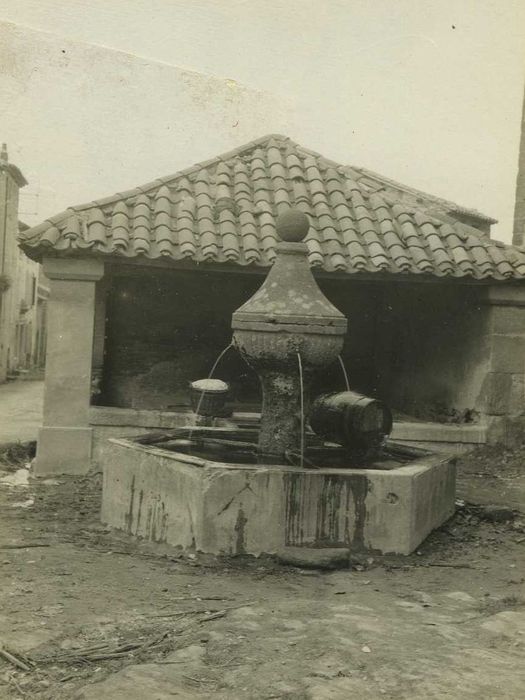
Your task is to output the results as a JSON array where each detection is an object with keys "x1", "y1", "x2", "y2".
[
  {"x1": 0, "y1": 443, "x2": 524, "y2": 700},
  {"x1": 0, "y1": 380, "x2": 43, "y2": 444}
]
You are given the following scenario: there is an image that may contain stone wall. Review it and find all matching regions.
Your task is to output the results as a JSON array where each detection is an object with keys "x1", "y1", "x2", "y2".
[
  {"x1": 101, "y1": 269, "x2": 263, "y2": 409},
  {"x1": 370, "y1": 282, "x2": 489, "y2": 418},
  {"x1": 321, "y1": 279, "x2": 491, "y2": 420},
  {"x1": 478, "y1": 286, "x2": 525, "y2": 444}
]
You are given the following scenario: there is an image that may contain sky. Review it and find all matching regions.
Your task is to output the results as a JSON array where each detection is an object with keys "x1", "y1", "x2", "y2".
[
  {"x1": 1, "y1": 0, "x2": 524, "y2": 241},
  {"x1": 0, "y1": 22, "x2": 295, "y2": 226}
]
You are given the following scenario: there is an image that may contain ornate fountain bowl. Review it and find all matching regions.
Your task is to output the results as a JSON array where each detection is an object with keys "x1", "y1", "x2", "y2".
[{"x1": 233, "y1": 323, "x2": 345, "y2": 369}]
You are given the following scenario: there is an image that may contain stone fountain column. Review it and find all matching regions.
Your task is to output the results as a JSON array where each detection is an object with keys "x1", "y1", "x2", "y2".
[{"x1": 232, "y1": 209, "x2": 347, "y2": 459}]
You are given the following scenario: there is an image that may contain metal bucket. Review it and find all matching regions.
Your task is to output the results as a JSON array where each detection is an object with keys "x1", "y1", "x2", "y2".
[
  {"x1": 309, "y1": 391, "x2": 393, "y2": 449},
  {"x1": 189, "y1": 379, "x2": 230, "y2": 417}
]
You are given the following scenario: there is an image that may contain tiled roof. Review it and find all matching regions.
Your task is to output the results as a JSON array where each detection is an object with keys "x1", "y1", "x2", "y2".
[{"x1": 19, "y1": 134, "x2": 525, "y2": 280}]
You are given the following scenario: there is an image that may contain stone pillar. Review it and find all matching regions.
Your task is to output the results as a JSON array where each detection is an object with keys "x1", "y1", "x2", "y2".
[
  {"x1": 35, "y1": 258, "x2": 104, "y2": 475},
  {"x1": 479, "y1": 285, "x2": 525, "y2": 444},
  {"x1": 256, "y1": 366, "x2": 313, "y2": 460}
]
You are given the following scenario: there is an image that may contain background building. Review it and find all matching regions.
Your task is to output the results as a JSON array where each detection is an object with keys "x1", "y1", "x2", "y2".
[{"x1": 0, "y1": 144, "x2": 48, "y2": 381}]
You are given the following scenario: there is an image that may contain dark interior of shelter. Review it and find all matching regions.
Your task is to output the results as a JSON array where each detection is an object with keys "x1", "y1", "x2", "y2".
[{"x1": 97, "y1": 266, "x2": 488, "y2": 422}]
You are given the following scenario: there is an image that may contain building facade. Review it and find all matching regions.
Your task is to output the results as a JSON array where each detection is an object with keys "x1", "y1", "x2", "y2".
[{"x1": 0, "y1": 145, "x2": 48, "y2": 382}]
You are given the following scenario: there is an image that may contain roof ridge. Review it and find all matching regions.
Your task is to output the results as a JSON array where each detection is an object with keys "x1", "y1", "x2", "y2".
[
  {"x1": 353, "y1": 165, "x2": 497, "y2": 224},
  {"x1": 64, "y1": 134, "x2": 295, "y2": 215},
  {"x1": 285, "y1": 142, "x2": 348, "y2": 173}
]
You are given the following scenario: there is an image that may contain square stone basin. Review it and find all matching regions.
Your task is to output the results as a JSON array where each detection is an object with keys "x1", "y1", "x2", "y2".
[{"x1": 101, "y1": 435, "x2": 456, "y2": 559}]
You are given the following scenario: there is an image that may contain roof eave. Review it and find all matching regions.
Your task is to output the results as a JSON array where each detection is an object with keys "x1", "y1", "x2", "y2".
[{"x1": 18, "y1": 245, "x2": 525, "y2": 285}]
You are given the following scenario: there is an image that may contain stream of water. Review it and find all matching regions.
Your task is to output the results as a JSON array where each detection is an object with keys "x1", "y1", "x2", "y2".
[
  {"x1": 187, "y1": 347, "x2": 350, "y2": 468},
  {"x1": 188, "y1": 342, "x2": 235, "y2": 441},
  {"x1": 338, "y1": 355, "x2": 350, "y2": 392},
  {"x1": 297, "y1": 352, "x2": 305, "y2": 468}
]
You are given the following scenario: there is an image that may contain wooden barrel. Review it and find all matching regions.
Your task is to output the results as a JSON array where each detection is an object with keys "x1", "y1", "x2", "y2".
[{"x1": 309, "y1": 391, "x2": 392, "y2": 449}]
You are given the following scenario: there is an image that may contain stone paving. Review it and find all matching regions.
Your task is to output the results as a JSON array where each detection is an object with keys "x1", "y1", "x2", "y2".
[{"x1": 72, "y1": 588, "x2": 525, "y2": 700}]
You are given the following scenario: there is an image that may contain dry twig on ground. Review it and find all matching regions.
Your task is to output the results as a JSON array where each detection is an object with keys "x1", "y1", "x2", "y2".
[{"x1": 0, "y1": 643, "x2": 33, "y2": 672}]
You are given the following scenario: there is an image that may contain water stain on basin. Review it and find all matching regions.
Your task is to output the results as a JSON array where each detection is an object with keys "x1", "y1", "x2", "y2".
[
  {"x1": 124, "y1": 474, "x2": 136, "y2": 534},
  {"x1": 284, "y1": 472, "x2": 369, "y2": 549}
]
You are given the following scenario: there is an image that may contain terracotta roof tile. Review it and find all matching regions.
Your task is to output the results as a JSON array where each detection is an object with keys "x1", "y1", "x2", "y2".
[
  {"x1": 346, "y1": 240, "x2": 367, "y2": 263},
  {"x1": 451, "y1": 248, "x2": 475, "y2": 274},
  {"x1": 19, "y1": 134, "x2": 525, "y2": 280},
  {"x1": 382, "y1": 229, "x2": 403, "y2": 251},
  {"x1": 63, "y1": 214, "x2": 82, "y2": 240},
  {"x1": 86, "y1": 209, "x2": 107, "y2": 245},
  {"x1": 389, "y1": 245, "x2": 411, "y2": 270},
  {"x1": 39, "y1": 225, "x2": 61, "y2": 247}
]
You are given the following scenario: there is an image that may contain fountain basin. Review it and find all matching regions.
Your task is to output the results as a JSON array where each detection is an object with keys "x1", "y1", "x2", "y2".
[{"x1": 101, "y1": 436, "x2": 456, "y2": 558}]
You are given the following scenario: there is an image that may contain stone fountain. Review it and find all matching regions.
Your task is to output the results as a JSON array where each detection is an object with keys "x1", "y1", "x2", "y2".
[
  {"x1": 101, "y1": 208, "x2": 456, "y2": 562},
  {"x1": 232, "y1": 209, "x2": 347, "y2": 461}
]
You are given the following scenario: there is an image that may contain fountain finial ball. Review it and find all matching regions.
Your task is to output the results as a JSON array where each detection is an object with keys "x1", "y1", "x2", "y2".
[{"x1": 276, "y1": 208, "x2": 309, "y2": 242}]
